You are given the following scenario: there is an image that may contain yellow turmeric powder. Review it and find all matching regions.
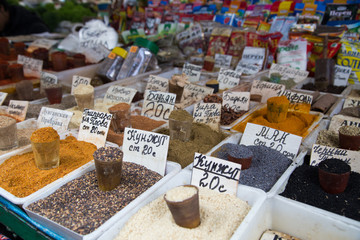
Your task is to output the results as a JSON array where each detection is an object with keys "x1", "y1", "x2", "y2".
[{"x1": 267, "y1": 96, "x2": 289, "y2": 123}]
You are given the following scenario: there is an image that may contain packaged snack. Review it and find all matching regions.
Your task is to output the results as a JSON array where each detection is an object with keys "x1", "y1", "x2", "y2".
[
  {"x1": 226, "y1": 28, "x2": 247, "y2": 58},
  {"x1": 176, "y1": 23, "x2": 204, "y2": 56},
  {"x1": 277, "y1": 39, "x2": 308, "y2": 70},
  {"x1": 145, "y1": 8, "x2": 162, "y2": 35},
  {"x1": 337, "y1": 40, "x2": 360, "y2": 84},
  {"x1": 236, "y1": 46, "x2": 266, "y2": 75},
  {"x1": 129, "y1": 12, "x2": 145, "y2": 30},
  {"x1": 207, "y1": 27, "x2": 232, "y2": 56},
  {"x1": 322, "y1": 4, "x2": 358, "y2": 25}
]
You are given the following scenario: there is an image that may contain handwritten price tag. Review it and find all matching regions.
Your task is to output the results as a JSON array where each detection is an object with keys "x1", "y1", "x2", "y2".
[
  {"x1": 334, "y1": 65, "x2": 352, "y2": 87},
  {"x1": 17, "y1": 55, "x2": 43, "y2": 78},
  {"x1": 222, "y1": 91, "x2": 250, "y2": 112},
  {"x1": 193, "y1": 102, "x2": 221, "y2": 131},
  {"x1": 310, "y1": 144, "x2": 360, "y2": 173},
  {"x1": 78, "y1": 109, "x2": 112, "y2": 148},
  {"x1": 7, "y1": 100, "x2": 29, "y2": 121},
  {"x1": 37, "y1": 107, "x2": 73, "y2": 132},
  {"x1": 278, "y1": 90, "x2": 313, "y2": 113},
  {"x1": 180, "y1": 84, "x2": 214, "y2": 105},
  {"x1": 236, "y1": 62, "x2": 262, "y2": 75},
  {"x1": 104, "y1": 86, "x2": 137, "y2": 105},
  {"x1": 182, "y1": 63, "x2": 202, "y2": 82},
  {"x1": 217, "y1": 68, "x2": 241, "y2": 90},
  {"x1": 191, "y1": 153, "x2": 241, "y2": 195},
  {"x1": 141, "y1": 90, "x2": 176, "y2": 121},
  {"x1": 146, "y1": 75, "x2": 169, "y2": 92},
  {"x1": 123, "y1": 128, "x2": 169, "y2": 175},
  {"x1": 343, "y1": 97, "x2": 360, "y2": 108},
  {"x1": 71, "y1": 75, "x2": 91, "y2": 94},
  {"x1": 240, "y1": 123, "x2": 302, "y2": 160},
  {"x1": 0, "y1": 92, "x2": 8, "y2": 105},
  {"x1": 40, "y1": 72, "x2": 58, "y2": 94},
  {"x1": 250, "y1": 80, "x2": 285, "y2": 103},
  {"x1": 269, "y1": 64, "x2": 309, "y2": 83},
  {"x1": 214, "y1": 54, "x2": 232, "y2": 69},
  {"x1": 328, "y1": 115, "x2": 360, "y2": 132},
  {"x1": 29, "y1": 38, "x2": 58, "y2": 50}
]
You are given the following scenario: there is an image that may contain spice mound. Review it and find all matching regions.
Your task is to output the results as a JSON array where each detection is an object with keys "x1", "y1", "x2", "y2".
[
  {"x1": 280, "y1": 164, "x2": 360, "y2": 221},
  {"x1": 30, "y1": 127, "x2": 59, "y2": 143},
  {"x1": 339, "y1": 125, "x2": 360, "y2": 136},
  {"x1": 27, "y1": 162, "x2": 162, "y2": 235},
  {"x1": 169, "y1": 109, "x2": 193, "y2": 121},
  {"x1": 115, "y1": 188, "x2": 250, "y2": 240},
  {"x1": 0, "y1": 136, "x2": 97, "y2": 197},
  {"x1": 0, "y1": 115, "x2": 16, "y2": 128}
]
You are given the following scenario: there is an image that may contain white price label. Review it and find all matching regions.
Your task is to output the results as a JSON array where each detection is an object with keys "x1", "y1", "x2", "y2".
[
  {"x1": 343, "y1": 97, "x2": 360, "y2": 108},
  {"x1": 193, "y1": 102, "x2": 221, "y2": 131},
  {"x1": 37, "y1": 107, "x2": 73, "y2": 132},
  {"x1": 235, "y1": 62, "x2": 262, "y2": 75},
  {"x1": 29, "y1": 39, "x2": 58, "y2": 50},
  {"x1": 240, "y1": 123, "x2": 302, "y2": 160},
  {"x1": 328, "y1": 115, "x2": 360, "y2": 132},
  {"x1": 214, "y1": 54, "x2": 232, "y2": 69},
  {"x1": 180, "y1": 84, "x2": 214, "y2": 105},
  {"x1": 310, "y1": 144, "x2": 360, "y2": 173},
  {"x1": 7, "y1": 100, "x2": 29, "y2": 121},
  {"x1": 0, "y1": 92, "x2": 8, "y2": 105},
  {"x1": 40, "y1": 72, "x2": 58, "y2": 94},
  {"x1": 217, "y1": 68, "x2": 241, "y2": 90},
  {"x1": 222, "y1": 91, "x2": 250, "y2": 112},
  {"x1": 278, "y1": 90, "x2": 313, "y2": 113},
  {"x1": 334, "y1": 65, "x2": 352, "y2": 86},
  {"x1": 17, "y1": 55, "x2": 43, "y2": 78},
  {"x1": 269, "y1": 64, "x2": 309, "y2": 83},
  {"x1": 146, "y1": 75, "x2": 169, "y2": 92},
  {"x1": 104, "y1": 86, "x2": 137, "y2": 105},
  {"x1": 141, "y1": 90, "x2": 176, "y2": 121},
  {"x1": 250, "y1": 80, "x2": 286, "y2": 103},
  {"x1": 123, "y1": 128, "x2": 169, "y2": 175},
  {"x1": 182, "y1": 63, "x2": 202, "y2": 82},
  {"x1": 191, "y1": 153, "x2": 241, "y2": 195},
  {"x1": 78, "y1": 109, "x2": 112, "y2": 148},
  {"x1": 71, "y1": 75, "x2": 91, "y2": 94}
]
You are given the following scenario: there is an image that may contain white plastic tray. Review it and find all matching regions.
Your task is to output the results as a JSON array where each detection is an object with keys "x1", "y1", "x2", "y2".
[
  {"x1": 235, "y1": 195, "x2": 360, "y2": 240},
  {"x1": 302, "y1": 119, "x2": 330, "y2": 151},
  {"x1": 23, "y1": 161, "x2": 181, "y2": 240},
  {"x1": 97, "y1": 169, "x2": 267, "y2": 240}
]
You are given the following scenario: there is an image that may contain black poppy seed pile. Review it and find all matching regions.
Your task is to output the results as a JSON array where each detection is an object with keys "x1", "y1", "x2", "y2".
[
  {"x1": 280, "y1": 164, "x2": 360, "y2": 221},
  {"x1": 26, "y1": 162, "x2": 162, "y2": 235},
  {"x1": 93, "y1": 146, "x2": 123, "y2": 162},
  {"x1": 218, "y1": 143, "x2": 253, "y2": 159},
  {"x1": 213, "y1": 144, "x2": 292, "y2": 192},
  {"x1": 318, "y1": 158, "x2": 351, "y2": 174}
]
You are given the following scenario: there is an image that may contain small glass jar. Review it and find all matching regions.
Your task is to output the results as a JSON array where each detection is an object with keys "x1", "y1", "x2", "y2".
[
  {"x1": 96, "y1": 47, "x2": 128, "y2": 82},
  {"x1": 32, "y1": 48, "x2": 49, "y2": 69},
  {"x1": 116, "y1": 38, "x2": 158, "y2": 80},
  {"x1": 51, "y1": 51, "x2": 68, "y2": 71},
  {"x1": 72, "y1": 53, "x2": 86, "y2": 68},
  {"x1": 8, "y1": 64, "x2": 24, "y2": 81}
]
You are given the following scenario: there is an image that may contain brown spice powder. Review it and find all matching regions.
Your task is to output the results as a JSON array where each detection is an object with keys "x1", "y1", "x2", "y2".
[
  {"x1": 0, "y1": 136, "x2": 97, "y2": 197},
  {"x1": 30, "y1": 127, "x2": 59, "y2": 143}
]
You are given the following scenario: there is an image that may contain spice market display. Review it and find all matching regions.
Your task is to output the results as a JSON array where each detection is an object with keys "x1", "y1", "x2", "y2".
[{"x1": 0, "y1": 0, "x2": 359, "y2": 239}]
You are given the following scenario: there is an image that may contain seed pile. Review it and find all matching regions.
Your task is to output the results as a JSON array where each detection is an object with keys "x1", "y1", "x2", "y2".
[{"x1": 27, "y1": 162, "x2": 162, "y2": 235}]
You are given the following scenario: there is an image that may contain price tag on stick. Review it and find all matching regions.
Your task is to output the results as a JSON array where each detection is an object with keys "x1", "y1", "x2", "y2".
[
  {"x1": 214, "y1": 54, "x2": 232, "y2": 69},
  {"x1": 182, "y1": 63, "x2": 202, "y2": 82},
  {"x1": 146, "y1": 75, "x2": 169, "y2": 92},
  {"x1": 222, "y1": 91, "x2": 250, "y2": 112},
  {"x1": 123, "y1": 128, "x2": 170, "y2": 175},
  {"x1": 217, "y1": 68, "x2": 241, "y2": 90},
  {"x1": 334, "y1": 65, "x2": 352, "y2": 87},
  {"x1": 7, "y1": 100, "x2": 29, "y2": 121},
  {"x1": 180, "y1": 84, "x2": 214, "y2": 105},
  {"x1": 191, "y1": 153, "x2": 241, "y2": 195},
  {"x1": 250, "y1": 80, "x2": 285, "y2": 103},
  {"x1": 71, "y1": 75, "x2": 91, "y2": 94},
  {"x1": 193, "y1": 102, "x2": 221, "y2": 131},
  {"x1": 104, "y1": 86, "x2": 137, "y2": 105},
  {"x1": 141, "y1": 90, "x2": 176, "y2": 121},
  {"x1": 240, "y1": 123, "x2": 302, "y2": 160},
  {"x1": 78, "y1": 109, "x2": 112, "y2": 148},
  {"x1": 0, "y1": 92, "x2": 8, "y2": 105},
  {"x1": 37, "y1": 107, "x2": 73, "y2": 132}
]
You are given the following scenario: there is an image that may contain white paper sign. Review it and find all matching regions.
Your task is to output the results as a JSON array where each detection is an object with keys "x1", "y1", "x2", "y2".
[
  {"x1": 343, "y1": 97, "x2": 360, "y2": 108},
  {"x1": 260, "y1": 230, "x2": 300, "y2": 240},
  {"x1": 104, "y1": 86, "x2": 137, "y2": 105},
  {"x1": 37, "y1": 107, "x2": 73, "y2": 132},
  {"x1": 222, "y1": 91, "x2": 250, "y2": 112},
  {"x1": 269, "y1": 64, "x2": 309, "y2": 83},
  {"x1": 141, "y1": 90, "x2": 176, "y2": 121},
  {"x1": 328, "y1": 115, "x2": 360, "y2": 132},
  {"x1": 250, "y1": 80, "x2": 286, "y2": 103},
  {"x1": 334, "y1": 65, "x2": 352, "y2": 86},
  {"x1": 191, "y1": 152, "x2": 241, "y2": 195},
  {"x1": 182, "y1": 63, "x2": 202, "y2": 82},
  {"x1": 40, "y1": 72, "x2": 58, "y2": 93},
  {"x1": 0, "y1": 92, "x2": 8, "y2": 105},
  {"x1": 193, "y1": 102, "x2": 221, "y2": 131},
  {"x1": 17, "y1": 55, "x2": 43, "y2": 78},
  {"x1": 180, "y1": 84, "x2": 214, "y2": 104},
  {"x1": 123, "y1": 128, "x2": 169, "y2": 175},
  {"x1": 278, "y1": 90, "x2": 313, "y2": 112},
  {"x1": 236, "y1": 62, "x2": 262, "y2": 75},
  {"x1": 7, "y1": 100, "x2": 29, "y2": 121},
  {"x1": 28, "y1": 38, "x2": 58, "y2": 50},
  {"x1": 214, "y1": 54, "x2": 232, "y2": 69},
  {"x1": 146, "y1": 75, "x2": 169, "y2": 92},
  {"x1": 217, "y1": 68, "x2": 241, "y2": 90},
  {"x1": 241, "y1": 47, "x2": 266, "y2": 65},
  {"x1": 310, "y1": 144, "x2": 360, "y2": 173},
  {"x1": 240, "y1": 123, "x2": 302, "y2": 160},
  {"x1": 78, "y1": 109, "x2": 112, "y2": 148},
  {"x1": 71, "y1": 75, "x2": 91, "y2": 94}
]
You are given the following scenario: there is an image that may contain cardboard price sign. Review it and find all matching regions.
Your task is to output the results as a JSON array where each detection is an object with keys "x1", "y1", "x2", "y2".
[
  {"x1": 278, "y1": 90, "x2": 313, "y2": 113},
  {"x1": 240, "y1": 123, "x2": 302, "y2": 160},
  {"x1": 0, "y1": 92, "x2": 7, "y2": 105},
  {"x1": 343, "y1": 97, "x2": 360, "y2": 108},
  {"x1": 123, "y1": 128, "x2": 169, "y2": 175},
  {"x1": 217, "y1": 68, "x2": 241, "y2": 90},
  {"x1": 334, "y1": 65, "x2": 352, "y2": 87},
  {"x1": 222, "y1": 91, "x2": 250, "y2": 112},
  {"x1": 141, "y1": 90, "x2": 176, "y2": 121},
  {"x1": 104, "y1": 86, "x2": 137, "y2": 105},
  {"x1": 146, "y1": 75, "x2": 169, "y2": 92},
  {"x1": 328, "y1": 115, "x2": 360, "y2": 132},
  {"x1": 71, "y1": 75, "x2": 91, "y2": 94},
  {"x1": 191, "y1": 153, "x2": 241, "y2": 195},
  {"x1": 180, "y1": 84, "x2": 214, "y2": 105},
  {"x1": 182, "y1": 63, "x2": 202, "y2": 82},
  {"x1": 7, "y1": 100, "x2": 29, "y2": 121},
  {"x1": 17, "y1": 55, "x2": 43, "y2": 78},
  {"x1": 193, "y1": 102, "x2": 221, "y2": 131},
  {"x1": 269, "y1": 64, "x2": 309, "y2": 83},
  {"x1": 37, "y1": 107, "x2": 73, "y2": 132},
  {"x1": 214, "y1": 54, "x2": 232, "y2": 69},
  {"x1": 40, "y1": 72, "x2": 58, "y2": 94},
  {"x1": 78, "y1": 109, "x2": 112, "y2": 148},
  {"x1": 250, "y1": 80, "x2": 285, "y2": 103},
  {"x1": 310, "y1": 144, "x2": 360, "y2": 173}
]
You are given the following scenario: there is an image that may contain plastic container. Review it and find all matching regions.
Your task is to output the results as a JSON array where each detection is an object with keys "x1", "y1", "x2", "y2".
[
  {"x1": 44, "y1": 84, "x2": 63, "y2": 104},
  {"x1": 169, "y1": 117, "x2": 192, "y2": 141},
  {"x1": 0, "y1": 116, "x2": 18, "y2": 151},
  {"x1": 116, "y1": 38, "x2": 159, "y2": 80},
  {"x1": 23, "y1": 161, "x2": 181, "y2": 240},
  {"x1": 32, "y1": 48, "x2": 49, "y2": 69},
  {"x1": 108, "y1": 103, "x2": 131, "y2": 133},
  {"x1": 0, "y1": 37, "x2": 10, "y2": 55},
  {"x1": 51, "y1": 52, "x2": 68, "y2": 72},
  {"x1": 96, "y1": 47, "x2": 128, "y2": 82}
]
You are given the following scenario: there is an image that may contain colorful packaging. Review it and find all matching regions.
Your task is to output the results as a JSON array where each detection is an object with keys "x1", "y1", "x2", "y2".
[
  {"x1": 337, "y1": 40, "x2": 360, "y2": 84},
  {"x1": 145, "y1": 8, "x2": 162, "y2": 35},
  {"x1": 277, "y1": 39, "x2": 308, "y2": 71},
  {"x1": 176, "y1": 23, "x2": 204, "y2": 56},
  {"x1": 207, "y1": 27, "x2": 232, "y2": 56},
  {"x1": 322, "y1": 4, "x2": 358, "y2": 25}
]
